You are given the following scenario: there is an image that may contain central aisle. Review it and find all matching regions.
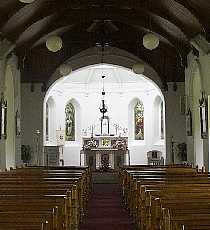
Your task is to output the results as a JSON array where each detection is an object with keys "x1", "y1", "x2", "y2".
[{"x1": 80, "y1": 172, "x2": 135, "y2": 230}]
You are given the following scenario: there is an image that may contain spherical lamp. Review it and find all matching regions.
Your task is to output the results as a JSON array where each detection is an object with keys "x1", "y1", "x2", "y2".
[
  {"x1": 143, "y1": 33, "x2": 159, "y2": 50},
  {"x1": 46, "y1": 36, "x2": 62, "y2": 52},
  {"x1": 59, "y1": 64, "x2": 72, "y2": 76},
  {"x1": 132, "y1": 63, "x2": 144, "y2": 74},
  {"x1": 19, "y1": 0, "x2": 35, "y2": 3}
]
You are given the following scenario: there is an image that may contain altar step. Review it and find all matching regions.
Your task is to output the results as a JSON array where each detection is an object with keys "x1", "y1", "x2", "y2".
[{"x1": 92, "y1": 171, "x2": 119, "y2": 184}]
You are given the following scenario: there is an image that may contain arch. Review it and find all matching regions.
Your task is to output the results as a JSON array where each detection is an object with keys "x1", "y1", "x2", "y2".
[
  {"x1": 47, "y1": 47, "x2": 163, "y2": 91},
  {"x1": 5, "y1": 64, "x2": 15, "y2": 169},
  {"x1": 44, "y1": 63, "x2": 165, "y2": 165}
]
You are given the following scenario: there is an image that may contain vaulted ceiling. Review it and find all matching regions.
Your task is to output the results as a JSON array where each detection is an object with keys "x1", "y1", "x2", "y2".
[{"x1": 0, "y1": 0, "x2": 209, "y2": 86}]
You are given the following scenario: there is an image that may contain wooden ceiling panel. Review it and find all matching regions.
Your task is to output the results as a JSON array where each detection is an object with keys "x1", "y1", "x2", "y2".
[
  {"x1": 16, "y1": 14, "x2": 57, "y2": 46},
  {"x1": 162, "y1": 0, "x2": 203, "y2": 33},
  {"x1": 151, "y1": 14, "x2": 188, "y2": 42},
  {"x1": 0, "y1": 1, "x2": 23, "y2": 29},
  {"x1": 0, "y1": 0, "x2": 209, "y2": 85}
]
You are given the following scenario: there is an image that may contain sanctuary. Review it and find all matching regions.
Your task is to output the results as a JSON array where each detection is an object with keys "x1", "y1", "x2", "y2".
[{"x1": 44, "y1": 64, "x2": 166, "y2": 166}]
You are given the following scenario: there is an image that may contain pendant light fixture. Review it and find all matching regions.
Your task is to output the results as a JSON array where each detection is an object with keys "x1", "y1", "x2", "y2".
[
  {"x1": 59, "y1": 64, "x2": 72, "y2": 76},
  {"x1": 143, "y1": 9, "x2": 159, "y2": 50},
  {"x1": 19, "y1": 0, "x2": 35, "y2": 3},
  {"x1": 143, "y1": 33, "x2": 159, "y2": 50},
  {"x1": 46, "y1": 35, "x2": 62, "y2": 52},
  {"x1": 132, "y1": 63, "x2": 144, "y2": 74}
]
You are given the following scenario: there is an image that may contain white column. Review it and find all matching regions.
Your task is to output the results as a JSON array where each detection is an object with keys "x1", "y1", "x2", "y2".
[
  {"x1": 0, "y1": 39, "x2": 15, "y2": 169},
  {"x1": 7, "y1": 54, "x2": 22, "y2": 167}
]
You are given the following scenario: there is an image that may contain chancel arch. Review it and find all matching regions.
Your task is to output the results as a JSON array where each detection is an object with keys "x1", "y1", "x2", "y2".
[{"x1": 43, "y1": 63, "x2": 166, "y2": 166}]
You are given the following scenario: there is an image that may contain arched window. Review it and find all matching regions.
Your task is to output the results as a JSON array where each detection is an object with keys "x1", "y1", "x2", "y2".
[
  {"x1": 45, "y1": 103, "x2": 49, "y2": 141},
  {"x1": 134, "y1": 101, "x2": 144, "y2": 140},
  {"x1": 65, "y1": 102, "x2": 75, "y2": 141}
]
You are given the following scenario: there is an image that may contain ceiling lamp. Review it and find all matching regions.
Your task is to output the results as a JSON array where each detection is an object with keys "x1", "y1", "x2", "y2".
[
  {"x1": 59, "y1": 64, "x2": 72, "y2": 76},
  {"x1": 19, "y1": 0, "x2": 35, "y2": 3},
  {"x1": 46, "y1": 36, "x2": 62, "y2": 52},
  {"x1": 132, "y1": 63, "x2": 144, "y2": 74},
  {"x1": 143, "y1": 33, "x2": 159, "y2": 50}
]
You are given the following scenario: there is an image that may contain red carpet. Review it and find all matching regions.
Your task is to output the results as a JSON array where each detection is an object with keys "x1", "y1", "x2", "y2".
[{"x1": 80, "y1": 183, "x2": 135, "y2": 230}]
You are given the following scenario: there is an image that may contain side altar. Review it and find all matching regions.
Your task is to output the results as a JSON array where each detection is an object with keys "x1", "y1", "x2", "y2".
[{"x1": 80, "y1": 136, "x2": 130, "y2": 171}]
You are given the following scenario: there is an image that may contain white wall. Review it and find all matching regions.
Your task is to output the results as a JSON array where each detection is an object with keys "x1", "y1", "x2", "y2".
[
  {"x1": 20, "y1": 73, "x2": 190, "y2": 168},
  {"x1": 164, "y1": 82, "x2": 186, "y2": 164},
  {"x1": 5, "y1": 65, "x2": 15, "y2": 168},
  {"x1": 21, "y1": 83, "x2": 45, "y2": 165}
]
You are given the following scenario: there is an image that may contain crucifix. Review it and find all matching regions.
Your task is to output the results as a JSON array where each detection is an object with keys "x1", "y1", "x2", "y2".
[{"x1": 99, "y1": 75, "x2": 110, "y2": 135}]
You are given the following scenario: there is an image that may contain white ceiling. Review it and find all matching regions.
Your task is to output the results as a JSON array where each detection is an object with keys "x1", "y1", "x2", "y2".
[{"x1": 52, "y1": 64, "x2": 159, "y2": 93}]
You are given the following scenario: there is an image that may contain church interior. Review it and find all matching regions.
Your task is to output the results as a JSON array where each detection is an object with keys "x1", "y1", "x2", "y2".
[{"x1": 0, "y1": 0, "x2": 210, "y2": 229}]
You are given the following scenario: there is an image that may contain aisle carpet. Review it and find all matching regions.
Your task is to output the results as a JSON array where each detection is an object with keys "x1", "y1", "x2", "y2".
[{"x1": 80, "y1": 174, "x2": 135, "y2": 230}]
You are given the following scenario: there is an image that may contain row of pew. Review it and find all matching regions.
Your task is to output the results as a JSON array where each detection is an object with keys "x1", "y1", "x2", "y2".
[
  {"x1": 0, "y1": 165, "x2": 91, "y2": 230},
  {"x1": 119, "y1": 165, "x2": 210, "y2": 230}
]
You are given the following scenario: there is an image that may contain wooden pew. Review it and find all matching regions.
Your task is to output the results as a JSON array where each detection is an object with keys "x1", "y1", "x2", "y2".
[
  {"x1": 119, "y1": 165, "x2": 210, "y2": 230},
  {"x1": 0, "y1": 166, "x2": 91, "y2": 230}
]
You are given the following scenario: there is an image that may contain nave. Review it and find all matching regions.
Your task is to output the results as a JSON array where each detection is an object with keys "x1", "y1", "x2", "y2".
[{"x1": 0, "y1": 165, "x2": 210, "y2": 229}]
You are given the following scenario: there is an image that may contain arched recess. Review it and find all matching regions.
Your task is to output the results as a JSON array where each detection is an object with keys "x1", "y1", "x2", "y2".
[
  {"x1": 192, "y1": 67, "x2": 203, "y2": 168},
  {"x1": 5, "y1": 64, "x2": 15, "y2": 168},
  {"x1": 62, "y1": 98, "x2": 81, "y2": 166},
  {"x1": 153, "y1": 96, "x2": 165, "y2": 144},
  {"x1": 45, "y1": 96, "x2": 56, "y2": 144}
]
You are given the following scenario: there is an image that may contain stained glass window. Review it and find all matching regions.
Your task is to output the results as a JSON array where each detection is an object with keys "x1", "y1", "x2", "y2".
[
  {"x1": 135, "y1": 101, "x2": 144, "y2": 140},
  {"x1": 65, "y1": 102, "x2": 75, "y2": 141},
  {"x1": 46, "y1": 103, "x2": 49, "y2": 141},
  {"x1": 160, "y1": 101, "x2": 164, "y2": 139}
]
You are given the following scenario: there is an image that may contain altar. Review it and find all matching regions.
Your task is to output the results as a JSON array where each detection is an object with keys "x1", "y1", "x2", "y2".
[{"x1": 80, "y1": 136, "x2": 130, "y2": 171}]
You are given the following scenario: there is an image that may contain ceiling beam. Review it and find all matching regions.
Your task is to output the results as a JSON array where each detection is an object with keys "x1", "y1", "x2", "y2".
[
  {"x1": 15, "y1": 8, "x2": 190, "y2": 58},
  {"x1": 3, "y1": 1, "x2": 198, "y2": 42},
  {"x1": 173, "y1": 0, "x2": 208, "y2": 36},
  {"x1": 0, "y1": 2, "x2": 23, "y2": 29}
]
